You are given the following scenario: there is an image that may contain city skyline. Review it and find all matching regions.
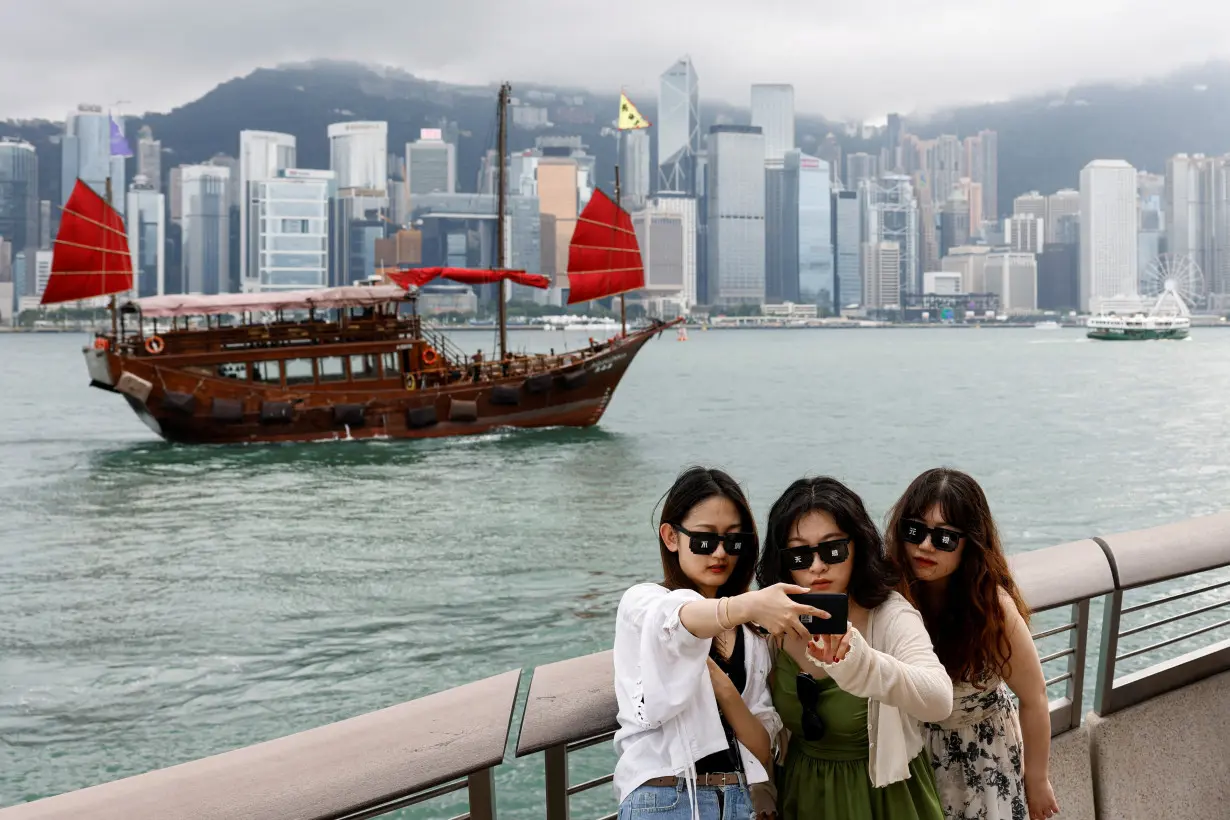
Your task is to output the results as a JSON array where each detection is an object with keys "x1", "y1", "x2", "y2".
[{"x1": 4, "y1": 0, "x2": 1230, "y2": 122}]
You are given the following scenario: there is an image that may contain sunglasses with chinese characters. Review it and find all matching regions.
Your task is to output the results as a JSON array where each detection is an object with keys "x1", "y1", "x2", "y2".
[
  {"x1": 900, "y1": 520, "x2": 963, "y2": 552},
  {"x1": 781, "y1": 538, "x2": 851, "y2": 571},
  {"x1": 673, "y1": 525, "x2": 757, "y2": 556}
]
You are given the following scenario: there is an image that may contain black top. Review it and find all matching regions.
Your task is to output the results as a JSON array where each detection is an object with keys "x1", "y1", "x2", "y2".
[{"x1": 695, "y1": 626, "x2": 746, "y2": 774}]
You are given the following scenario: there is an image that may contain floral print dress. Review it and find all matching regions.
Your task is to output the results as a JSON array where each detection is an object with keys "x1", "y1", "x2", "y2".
[{"x1": 923, "y1": 679, "x2": 1027, "y2": 820}]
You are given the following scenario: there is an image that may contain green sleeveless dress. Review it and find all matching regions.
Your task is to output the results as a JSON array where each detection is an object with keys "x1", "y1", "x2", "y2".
[{"x1": 771, "y1": 649, "x2": 943, "y2": 820}]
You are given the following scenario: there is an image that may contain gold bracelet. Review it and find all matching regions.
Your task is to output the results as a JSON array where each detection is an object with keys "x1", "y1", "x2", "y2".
[{"x1": 716, "y1": 597, "x2": 733, "y2": 630}]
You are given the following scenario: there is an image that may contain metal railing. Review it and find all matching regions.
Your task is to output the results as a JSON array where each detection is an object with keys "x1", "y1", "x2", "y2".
[{"x1": 2, "y1": 515, "x2": 1229, "y2": 820}]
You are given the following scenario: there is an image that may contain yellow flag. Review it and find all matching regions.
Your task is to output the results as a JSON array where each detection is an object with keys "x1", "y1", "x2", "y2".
[{"x1": 618, "y1": 93, "x2": 650, "y2": 130}]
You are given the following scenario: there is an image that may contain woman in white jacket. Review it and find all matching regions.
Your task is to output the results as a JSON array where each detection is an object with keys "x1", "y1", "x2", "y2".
[
  {"x1": 757, "y1": 477, "x2": 953, "y2": 820},
  {"x1": 613, "y1": 466, "x2": 829, "y2": 820}
]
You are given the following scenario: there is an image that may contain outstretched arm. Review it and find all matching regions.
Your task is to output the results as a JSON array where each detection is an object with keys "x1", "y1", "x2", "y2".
[{"x1": 807, "y1": 604, "x2": 953, "y2": 723}]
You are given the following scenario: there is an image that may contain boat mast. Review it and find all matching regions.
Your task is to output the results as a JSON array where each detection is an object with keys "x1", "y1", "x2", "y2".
[
  {"x1": 496, "y1": 82, "x2": 510, "y2": 361},
  {"x1": 105, "y1": 175, "x2": 118, "y2": 338},
  {"x1": 614, "y1": 162, "x2": 625, "y2": 336}
]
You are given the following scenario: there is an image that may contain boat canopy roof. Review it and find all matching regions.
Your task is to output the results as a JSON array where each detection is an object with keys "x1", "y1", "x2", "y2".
[{"x1": 130, "y1": 285, "x2": 410, "y2": 318}]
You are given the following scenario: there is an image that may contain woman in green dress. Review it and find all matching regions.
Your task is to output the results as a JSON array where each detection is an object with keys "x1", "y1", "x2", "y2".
[{"x1": 756, "y1": 477, "x2": 954, "y2": 820}]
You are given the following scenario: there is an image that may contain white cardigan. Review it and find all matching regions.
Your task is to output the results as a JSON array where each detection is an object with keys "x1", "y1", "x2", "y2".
[
  {"x1": 793, "y1": 591, "x2": 954, "y2": 788},
  {"x1": 612, "y1": 583, "x2": 781, "y2": 813}
]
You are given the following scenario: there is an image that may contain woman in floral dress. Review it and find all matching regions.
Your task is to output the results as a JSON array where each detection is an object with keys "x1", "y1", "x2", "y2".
[{"x1": 885, "y1": 468, "x2": 1060, "y2": 820}]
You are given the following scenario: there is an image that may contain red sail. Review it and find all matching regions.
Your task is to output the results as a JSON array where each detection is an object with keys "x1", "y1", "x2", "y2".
[
  {"x1": 41, "y1": 179, "x2": 133, "y2": 305},
  {"x1": 566, "y1": 188, "x2": 644, "y2": 305},
  {"x1": 383, "y1": 266, "x2": 550, "y2": 290}
]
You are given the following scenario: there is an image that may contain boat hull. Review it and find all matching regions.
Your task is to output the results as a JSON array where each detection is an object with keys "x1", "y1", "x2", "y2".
[
  {"x1": 1086, "y1": 327, "x2": 1189, "y2": 341},
  {"x1": 86, "y1": 322, "x2": 675, "y2": 445}
]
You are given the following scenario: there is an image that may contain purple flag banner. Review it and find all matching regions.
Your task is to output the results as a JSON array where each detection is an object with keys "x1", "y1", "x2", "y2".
[{"x1": 109, "y1": 117, "x2": 132, "y2": 158}]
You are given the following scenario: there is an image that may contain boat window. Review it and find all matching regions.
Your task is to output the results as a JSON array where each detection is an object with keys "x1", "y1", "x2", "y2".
[
  {"x1": 350, "y1": 354, "x2": 378, "y2": 380},
  {"x1": 252, "y1": 361, "x2": 279, "y2": 383},
  {"x1": 217, "y1": 363, "x2": 246, "y2": 380},
  {"x1": 381, "y1": 352, "x2": 400, "y2": 378},
  {"x1": 318, "y1": 357, "x2": 346, "y2": 382},
  {"x1": 285, "y1": 358, "x2": 315, "y2": 385}
]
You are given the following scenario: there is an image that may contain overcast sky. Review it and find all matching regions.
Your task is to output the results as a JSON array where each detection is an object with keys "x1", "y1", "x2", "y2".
[{"x1": 4, "y1": 0, "x2": 1230, "y2": 123}]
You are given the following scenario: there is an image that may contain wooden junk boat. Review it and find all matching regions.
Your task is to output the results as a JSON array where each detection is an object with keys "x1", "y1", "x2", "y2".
[{"x1": 46, "y1": 83, "x2": 681, "y2": 445}]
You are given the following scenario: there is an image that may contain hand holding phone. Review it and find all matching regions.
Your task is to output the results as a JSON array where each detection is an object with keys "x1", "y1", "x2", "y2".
[
  {"x1": 786, "y1": 592, "x2": 849, "y2": 635},
  {"x1": 741, "y1": 584, "x2": 831, "y2": 642}
]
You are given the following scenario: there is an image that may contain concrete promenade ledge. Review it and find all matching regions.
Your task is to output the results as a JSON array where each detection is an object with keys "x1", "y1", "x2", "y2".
[{"x1": 2, "y1": 515, "x2": 1228, "y2": 820}]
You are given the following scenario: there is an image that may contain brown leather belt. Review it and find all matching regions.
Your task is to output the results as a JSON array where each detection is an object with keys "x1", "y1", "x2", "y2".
[{"x1": 642, "y1": 772, "x2": 744, "y2": 788}]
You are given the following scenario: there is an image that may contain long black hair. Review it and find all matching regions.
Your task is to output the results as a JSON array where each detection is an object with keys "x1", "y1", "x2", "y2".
[
  {"x1": 655, "y1": 465, "x2": 758, "y2": 598},
  {"x1": 757, "y1": 476, "x2": 898, "y2": 609},
  {"x1": 887, "y1": 468, "x2": 1029, "y2": 684}
]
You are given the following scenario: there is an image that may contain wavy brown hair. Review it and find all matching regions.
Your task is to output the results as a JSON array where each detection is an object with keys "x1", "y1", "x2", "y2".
[{"x1": 886, "y1": 468, "x2": 1029, "y2": 686}]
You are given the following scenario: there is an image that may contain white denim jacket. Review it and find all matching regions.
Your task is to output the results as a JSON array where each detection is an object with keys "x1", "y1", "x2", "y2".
[{"x1": 612, "y1": 583, "x2": 781, "y2": 818}]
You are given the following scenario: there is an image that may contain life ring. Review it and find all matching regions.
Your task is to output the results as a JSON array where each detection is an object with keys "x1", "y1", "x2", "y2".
[
  {"x1": 93, "y1": 337, "x2": 109, "y2": 351},
  {"x1": 144, "y1": 335, "x2": 165, "y2": 355},
  {"x1": 421, "y1": 347, "x2": 439, "y2": 366},
  {"x1": 404, "y1": 373, "x2": 416, "y2": 391}
]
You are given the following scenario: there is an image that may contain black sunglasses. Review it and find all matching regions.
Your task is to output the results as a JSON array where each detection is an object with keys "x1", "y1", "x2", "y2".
[
  {"x1": 673, "y1": 524, "x2": 757, "y2": 556},
  {"x1": 781, "y1": 538, "x2": 850, "y2": 571},
  {"x1": 796, "y1": 673, "x2": 826, "y2": 741},
  {"x1": 900, "y1": 520, "x2": 963, "y2": 552}
]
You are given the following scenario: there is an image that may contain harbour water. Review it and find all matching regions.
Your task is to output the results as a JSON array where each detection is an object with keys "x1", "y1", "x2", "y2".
[{"x1": 3, "y1": 327, "x2": 1230, "y2": 816}]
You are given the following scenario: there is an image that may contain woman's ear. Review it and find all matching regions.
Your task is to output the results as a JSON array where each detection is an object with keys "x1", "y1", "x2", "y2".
[{"x1": 660, "y1": 522, "x2": 679, "y2": 553}]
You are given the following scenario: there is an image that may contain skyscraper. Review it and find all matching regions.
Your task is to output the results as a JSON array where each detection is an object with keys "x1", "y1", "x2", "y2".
[
  {"x1": 846, "y1": 153, "x2": 878, "y2": 193},
  {"x1": 657, "y1": 57, "x2": 700, "y2": 194},
  {"x1": 61, "y1": 104, "x2": 126, "y2": 215},
  {"x1": 180, "y1": 164, "x2": 231, "y2": 294},
  {"x1": 1004, "y1": 214, "x2": 1044, "y2": 253},
  {"x1": 329, "y1": 121, "x2": 388, "y2": 192},
  {"x1": 817, "y1": 134, "x2": 843, "y2": 187},
  {"x1": 885, "y1": 114, "x2": 903, "y2": 173},
  {"x1": 764, "y1": 155, "x2": 799, "y2": 303},
  {"x1": 1080, "y1": 160, "x2": 1139, "y2": 312},
  {"x1": 1046, "y1": 189, "x2": 1080, "y2": 243},
  {"x1": 137, "y1": 125, "x2": 161, "y2": 192},
  {"x1": 862, "y1": 241, "x2": 901, "y2": 309},
  {"x1": 1165, "y1": 153, "x2": 1230, "y2": 302},
  {"x1": 706, "y1": 125, "x2": 765, "y2": 306},
  {"x1": 832, "y1": 190, "x2": 860, "y2": 309},
  {"x1": 863, "y1": 175, "x2": 920, "y2": 297},
  {"x1": 750, "y1": 84, "x2": 795, "y2": 161},
  {"x1": 978, "y1": 130, "x2": 999, "y2": 223},
  {"x1": 620, "y1": 129, "x2": 651, "y2": 210},
  {"x1": 985, "y1": 250, "x2": 1038, "y2": 313},
  {"x1": 252, "y1": 169, "x2": 332, "y2": 291},
  {"x1": 127, "y1": 175, "x2": 165, "y2": 297},
  {"x1": 1013, "y1": 191, "x2": 1047, "y2": 221},
  {"x1": 797, "y1": 154, "x2": 833, "y2": 308},
  {"x1": 651, "y1": 193, "x2": 698, "y2": 307},
  {"x1": 536, "y1": 158, "x2": 580, "y2": 293},
  {"x1": 406, "y1": 129, "x2": 457, "y2": 196},
  {"x1": 239, "y1": 131, "x2": 296, "y2": 288},
  {"x1": 0, "y1": 138, "x2": 38, "y2": 295}
]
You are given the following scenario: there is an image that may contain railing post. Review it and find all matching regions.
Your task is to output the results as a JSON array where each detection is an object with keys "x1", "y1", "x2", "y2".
[
  {"x1": 1068, "y1": 598, "x2": 1090, "y2": 727},
  {"x1": 467, "y1": 767, "x2": 498, "y2": 820},
  {"x1": 1094, "y1": 589, "x2": 1123, "y2": 716},
  {"x1": 544, "y1": 743, "x2": 570, "y2": 820}
]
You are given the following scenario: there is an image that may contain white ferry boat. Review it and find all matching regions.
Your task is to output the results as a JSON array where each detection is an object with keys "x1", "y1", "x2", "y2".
[{"x1": 1085, "y1": 313, "x2": 1189, "y2": 341}]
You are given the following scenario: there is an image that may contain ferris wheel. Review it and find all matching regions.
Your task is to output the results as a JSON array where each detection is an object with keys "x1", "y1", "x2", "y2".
[{"x1": 1141, "y1": 253, "x2": 1206, "y2": 313}]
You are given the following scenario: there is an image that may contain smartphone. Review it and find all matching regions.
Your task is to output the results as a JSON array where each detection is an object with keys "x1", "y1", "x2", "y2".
[{"x1": 787, "y1": 592, "x2": 849, "y2": 635}]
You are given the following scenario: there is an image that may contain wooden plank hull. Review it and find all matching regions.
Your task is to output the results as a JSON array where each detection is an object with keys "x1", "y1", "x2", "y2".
[{"x1": 85, "y1": 323, "x2": 674, "y2": 445}]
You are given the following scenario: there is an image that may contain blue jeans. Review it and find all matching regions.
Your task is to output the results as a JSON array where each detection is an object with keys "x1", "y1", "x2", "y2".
[{"x1": 618, "y1": 782, "x2": 754, "y2": 819}]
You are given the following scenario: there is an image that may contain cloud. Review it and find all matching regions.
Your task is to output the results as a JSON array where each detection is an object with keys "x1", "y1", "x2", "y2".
[{"x1": 3, "y1": 0, "x2": 1230, "y2": 122}]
